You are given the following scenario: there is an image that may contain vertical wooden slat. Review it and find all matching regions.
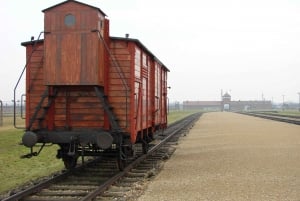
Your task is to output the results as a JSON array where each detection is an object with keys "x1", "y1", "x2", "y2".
[{"x1": 43, "y1": 2, "x2": 105, "y2": 86}]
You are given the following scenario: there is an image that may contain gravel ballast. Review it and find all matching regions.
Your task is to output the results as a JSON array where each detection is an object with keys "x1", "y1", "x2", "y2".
[{"x1": 137, "y1": 112, "x2": 300, "y2": 201}]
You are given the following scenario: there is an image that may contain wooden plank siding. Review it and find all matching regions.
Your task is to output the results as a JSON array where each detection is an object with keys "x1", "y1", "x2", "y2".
[
  {"x1": 108, "y1": 38, "x2": 169, "y2": 142},
  {"x1": 24, "y1": 42, "x2": 106, "y2": 130},
  {"x1": 108, "y1": 40, "x2": 132, "y2": 131},
  {"x1": 52, "y1": 89, "x2": 104, "y2": 129},
  {"x1": 142, "y1": 53, "x2": 152, "y2": 131},
  {"x1": 153, "y1": 62, "x2": 168, "y2": 128},
  {"x1": 160, "y1": 68, "x2": 168, "y2": 127},
  {"x1": 24, "y1": 38, "x2": 168, "y2": 143},
  {"x1": 43, "y1": 1, "x2": 106, "y2": 86},
  {"x1": 21, "y1": 0, "x2": 169, "y2": 149},
  {"x1": 25, "y1": 43, "x2": 47, "y2": 130}
]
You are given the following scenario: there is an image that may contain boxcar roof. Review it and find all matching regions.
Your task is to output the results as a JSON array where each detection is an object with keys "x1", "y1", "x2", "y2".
[
  {"x1": 21, "y1": 37, "x2": 170, "y2": 72},
  {"x1": 111, "y1": 37, "x2": 170, "y2": 72},
  {"x1": 42, "y1": 0, "x2": 107, "y2": 16},
  {"x1": 21, "y1": 39, "x2": 44, "y2": 46}
]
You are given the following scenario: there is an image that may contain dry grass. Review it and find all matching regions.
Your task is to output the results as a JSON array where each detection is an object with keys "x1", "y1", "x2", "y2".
[{"x1": 168, "y1": 110, "x2": 200, "y2": 123}]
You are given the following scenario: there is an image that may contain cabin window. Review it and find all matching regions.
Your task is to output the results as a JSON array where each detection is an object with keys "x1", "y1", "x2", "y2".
[{"x1": 64, "y1": 14, "x2": 76, "y2": 27}]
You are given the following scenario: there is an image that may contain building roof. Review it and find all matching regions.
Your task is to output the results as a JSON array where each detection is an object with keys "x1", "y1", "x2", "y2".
[
  {"x1": 42, "y1": 0, "x2": 107, "y2": 16},
  {"x1": 223, "y1": 92, "x2": 231, "y2": 97},
  {"x1": 183, "y1": 101, "x2": 221, "y2": 106}
]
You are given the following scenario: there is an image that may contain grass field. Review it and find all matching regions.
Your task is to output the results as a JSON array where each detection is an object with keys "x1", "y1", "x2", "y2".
[
  {"x1": 0, "y1": 117, "x2": 64, "y2": 194},
  {"x1": 167, "y1": 110, "x2": 200, "y2": 123},
  {"x1": 273, "y1": 110, "x2": 300, "y2": 116},
  {"x1": 258, "y1": 110, "x2": 300, "y2": 117},
  {"x1": 0, "y1": 110, "x2": 199, "y2": 194}
]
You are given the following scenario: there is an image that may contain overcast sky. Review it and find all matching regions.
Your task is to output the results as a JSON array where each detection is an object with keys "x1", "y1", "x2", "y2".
[{"x1": 1, "y1": 0, "x2": 300, "y2": 103}]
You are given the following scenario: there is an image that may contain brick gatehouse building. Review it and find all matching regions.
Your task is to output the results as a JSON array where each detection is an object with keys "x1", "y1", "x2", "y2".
[{"x1": 182, "y1": 93, "x2": 272, "y2": 111}]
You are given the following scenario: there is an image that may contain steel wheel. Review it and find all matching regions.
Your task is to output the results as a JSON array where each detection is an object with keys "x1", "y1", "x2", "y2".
[{"x1": 62, "y1": 155, "x2": 78, "y2": 169}]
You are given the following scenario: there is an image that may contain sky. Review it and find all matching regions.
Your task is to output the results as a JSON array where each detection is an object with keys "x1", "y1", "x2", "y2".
[{"x1": 0, "y1": 0, "x2": 300, "y2": 104}]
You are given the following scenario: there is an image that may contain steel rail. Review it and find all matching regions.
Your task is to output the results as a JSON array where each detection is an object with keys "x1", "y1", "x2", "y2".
[
  {"x1": 250, "y1": 111, "x2": 300, "y2": 119},
  {"x1": 81, "y1": 113, "x2": 201, "y2": 201},
  {"x1": 1, "y1": 158, "x2": 102, "y2": 201},
  {"x1": 239, "y1": 112, "x2": 300, "y2": 125},
  {"x1": 2, "y1": 113, "x2": 201, "y2": 201},
  {"x1": 2, "y1": 171, "x2": 71, "y2": 201}
]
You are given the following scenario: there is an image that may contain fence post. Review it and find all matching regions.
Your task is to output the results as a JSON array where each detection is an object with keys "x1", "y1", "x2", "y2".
[{"x1": 0, "y1": 100, "x2": 3, "y2": 126}]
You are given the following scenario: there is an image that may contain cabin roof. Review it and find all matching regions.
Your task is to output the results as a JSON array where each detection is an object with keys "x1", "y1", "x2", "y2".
[
  {"x1": 42, "y1": 0, "x2": 107, "y2": 16},
  {"x1": 110, "y1": 37, "x2": 170, "y2": 72}
]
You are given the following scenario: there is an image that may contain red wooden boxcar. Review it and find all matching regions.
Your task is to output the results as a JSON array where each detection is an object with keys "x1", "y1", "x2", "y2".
[{"x1": 20, "y1": 0, "x2": 169, "y2": 169}]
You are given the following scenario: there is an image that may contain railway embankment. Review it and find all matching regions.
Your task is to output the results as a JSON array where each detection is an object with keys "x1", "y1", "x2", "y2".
[{"x1": 138, "y1": 112, "x2": 300, "y2": 201}]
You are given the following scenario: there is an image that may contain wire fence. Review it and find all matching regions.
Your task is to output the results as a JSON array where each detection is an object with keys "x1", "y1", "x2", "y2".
[
  {"x1": 0, "y1": 100, "x2": 3, "y2": 126},
  {"x1": 0, "y1": 101, "x2": 25, "y2": 127}
]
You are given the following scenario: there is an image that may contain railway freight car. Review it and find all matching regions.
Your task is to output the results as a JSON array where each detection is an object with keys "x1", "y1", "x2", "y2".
[{"x1": 18, "y1": 0, "x2": 169, "y2": 169}]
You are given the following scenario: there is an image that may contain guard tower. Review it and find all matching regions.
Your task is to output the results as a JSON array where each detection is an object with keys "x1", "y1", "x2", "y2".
[{"x1": 222, "y1": 92, "x2": 231, "y2": 111}]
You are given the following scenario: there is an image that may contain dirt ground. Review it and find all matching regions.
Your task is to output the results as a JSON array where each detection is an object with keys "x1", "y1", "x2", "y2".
[{"x1": 137, "y1": 112, "x2": 300, "y2": 201}]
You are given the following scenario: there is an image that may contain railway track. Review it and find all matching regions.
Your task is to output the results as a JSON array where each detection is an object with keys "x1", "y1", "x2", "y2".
[
  {"x1": 2, "y1": 113, "x2": 201, "y2": 201},
  {"x1": 239, "y1": 111, "x2": 300, "y2": 125}
]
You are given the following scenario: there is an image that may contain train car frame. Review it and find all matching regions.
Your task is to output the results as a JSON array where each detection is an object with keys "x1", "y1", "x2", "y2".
[{"x1": 18, "y1": 0, "x2": 169, "y2": 169}]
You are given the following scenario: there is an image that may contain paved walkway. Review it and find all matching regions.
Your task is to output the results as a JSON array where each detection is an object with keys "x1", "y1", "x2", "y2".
[{"x1": 138, "y1": 112, "x2": 300, "y2": 201}]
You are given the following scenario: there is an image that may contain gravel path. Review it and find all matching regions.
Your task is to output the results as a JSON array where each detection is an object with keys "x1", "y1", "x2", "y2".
[{"x1": 137, "y1": 112, "x2": 300, "y2": 201}]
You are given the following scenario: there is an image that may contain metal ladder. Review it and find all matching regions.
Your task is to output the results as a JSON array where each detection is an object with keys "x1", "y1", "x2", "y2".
[
  {"x1": 27, "y1": 87, "x2": 58, "y2": 131},
  {"x1": 13, "y1": 32, "x2": 46, "y2": 129},
  {"x1": 94, "y1": 86, "x2": 121, "y2": 132}
]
